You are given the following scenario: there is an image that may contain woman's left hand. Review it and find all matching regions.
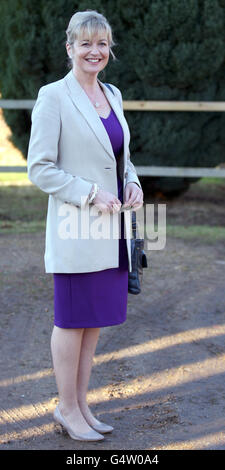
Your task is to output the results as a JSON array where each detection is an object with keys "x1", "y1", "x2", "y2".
[{"x1": 123, "y1": 182, "x2": 144, "y2": 210}]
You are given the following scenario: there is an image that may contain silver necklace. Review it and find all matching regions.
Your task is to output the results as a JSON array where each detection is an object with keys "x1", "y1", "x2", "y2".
[
  {"x1": 86, "y1": 84, "x2": 102, "y2": 108},
  {"x1": 85, "y1": 93, "x2": 101, "y2": 108}
]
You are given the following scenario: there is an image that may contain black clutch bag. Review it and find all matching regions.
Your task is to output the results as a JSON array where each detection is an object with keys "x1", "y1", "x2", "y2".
[
  {"x1": 128, "y1": 210, "x2": 148, "y2": 294},
  {"x1": 104, "y1": 84, "x2": 147, "y2": 293}
]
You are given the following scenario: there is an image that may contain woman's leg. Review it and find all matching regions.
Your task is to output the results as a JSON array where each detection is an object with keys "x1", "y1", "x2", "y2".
[
  {"x1": 50, "y1": 325, "x2": 98, "y2": 433},
  {"x1": 77, "y1": 327, "x2": 102, "y2": 426}
]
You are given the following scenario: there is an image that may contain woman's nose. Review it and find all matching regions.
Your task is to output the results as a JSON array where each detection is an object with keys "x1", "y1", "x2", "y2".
[{"x1": 90, "y1": 44, "x2": 100, "y2": 54}]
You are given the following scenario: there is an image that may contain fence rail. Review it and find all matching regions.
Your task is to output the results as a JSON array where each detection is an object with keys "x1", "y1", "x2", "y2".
[
  {"x1": 1, "y1": 165, "x2": 225, "y2": 178},
  {"x1": 0, "y1": 100, "x2": 225, "y2": 178},
  {"x1": 1, "y1": 99, "x2": 225, "y2": 111}
]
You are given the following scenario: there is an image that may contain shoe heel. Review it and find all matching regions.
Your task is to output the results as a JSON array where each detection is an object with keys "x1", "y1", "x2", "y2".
[
  {"x1": 60, "y1": 424, "x2": 69, "y2": 436},
  {"x1": 53, "y1": 406, "x2": 104, "y2": 441},
  {"x1": 55, "y1": 422, "x2": 68, "y2": 436}
]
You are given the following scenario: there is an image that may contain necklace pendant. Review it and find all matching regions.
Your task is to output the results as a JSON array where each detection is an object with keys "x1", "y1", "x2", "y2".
[{"x1": 95, "y1": 101, "x2": 100, "y2": 108}]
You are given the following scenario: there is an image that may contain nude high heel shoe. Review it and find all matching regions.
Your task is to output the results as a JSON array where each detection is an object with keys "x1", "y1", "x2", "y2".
[
  {"x1": 53, "y1": 406, "x2": 104, "y2": 442},
  {"x1": 92, "y1": 421, "x2": 114, "y2": 434}
]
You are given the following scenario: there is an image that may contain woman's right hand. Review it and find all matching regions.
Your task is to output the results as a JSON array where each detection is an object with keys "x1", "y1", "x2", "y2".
[{"x1": 92, "y1": 188, "x2": 122, "y2": 213}]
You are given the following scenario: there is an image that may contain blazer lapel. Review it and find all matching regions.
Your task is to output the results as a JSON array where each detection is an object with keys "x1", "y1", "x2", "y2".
[
  {"x1": 64, "y1": 70, "x2": 128, "y2": 163},
  {"x1": 98, "y1": 78, "x2": 130, "y2": 166}
]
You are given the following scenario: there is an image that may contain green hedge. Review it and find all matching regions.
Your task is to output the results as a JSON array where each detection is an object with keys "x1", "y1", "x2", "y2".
[{"x1": 0, "y1": 0, "x2": 224, "y2": 194}]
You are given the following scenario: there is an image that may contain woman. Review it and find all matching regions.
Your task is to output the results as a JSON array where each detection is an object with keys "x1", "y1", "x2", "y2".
[{"x1": 27, "y1": 10, "x2": 143, "y2": 442}]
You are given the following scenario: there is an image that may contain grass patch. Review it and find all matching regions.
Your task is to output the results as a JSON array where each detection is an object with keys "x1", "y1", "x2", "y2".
[
  {"x1": 197, "y1": 177, "x2": 225, "y2": 186},
  {"x1": 1, "y1": 221, "x2": 225, "y2": 239},
  {"x1": 0, "y1": 172, "x2": 30, "y2": 185},
  {"x1": 0, "y1": 184, "x2": 48, "y2": 233},
  {"x1": 155, "y1": 224, "x2": 225, "y2": 243},
  {"x1": 166, "y1": 224, "x2": 225, "y2": 241},
  {"x1": 0, "y1": 174, "x2": 225, "y2": 236},
  {"x1": 0, "y1": 220, "x2": 46, "y2": 233}
]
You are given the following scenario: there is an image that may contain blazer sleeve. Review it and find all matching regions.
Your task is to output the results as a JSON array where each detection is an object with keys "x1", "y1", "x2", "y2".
[
  {"x1": 27, "y1": 85, "x2": 93, "y2": 207},
  {"x1": 111, "y1": 86, "x2": 142, "y2": 190}
]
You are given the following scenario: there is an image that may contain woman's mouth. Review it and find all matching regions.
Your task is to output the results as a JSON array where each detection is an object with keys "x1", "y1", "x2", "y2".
[{"x1": 85, "y1": 58, "x2": 102, "y2": 63}]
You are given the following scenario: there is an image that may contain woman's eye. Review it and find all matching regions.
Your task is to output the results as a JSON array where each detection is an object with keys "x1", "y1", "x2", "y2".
[{"x1": 81, "y1": 42, "x2": 107, "y2": 46}]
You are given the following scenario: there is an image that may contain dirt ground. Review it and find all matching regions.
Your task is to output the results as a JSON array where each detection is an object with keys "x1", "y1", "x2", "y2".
[{"x1": 0, "y1": 181, "x2": 225, "y2": 451}]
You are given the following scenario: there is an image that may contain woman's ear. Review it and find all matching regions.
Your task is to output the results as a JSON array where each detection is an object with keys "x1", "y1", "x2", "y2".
[{"x1": 66, "y1": 42, "x2": 72, "y2": 59}]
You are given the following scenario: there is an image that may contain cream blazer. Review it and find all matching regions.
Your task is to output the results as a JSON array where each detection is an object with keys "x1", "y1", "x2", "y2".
[{"x1": 27, "y1": 69, "x2": 142, "y2": 273}]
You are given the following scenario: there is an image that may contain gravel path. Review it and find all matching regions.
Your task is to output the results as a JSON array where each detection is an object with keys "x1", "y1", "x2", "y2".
[{"x1": 0, "y1": 230, "x2": 225, "y2": 450}]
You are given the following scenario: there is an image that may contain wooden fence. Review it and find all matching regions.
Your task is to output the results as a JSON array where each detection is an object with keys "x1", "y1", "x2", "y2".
[{"x1": 0, "y1": 99, "x2": 225, "y2": 178}]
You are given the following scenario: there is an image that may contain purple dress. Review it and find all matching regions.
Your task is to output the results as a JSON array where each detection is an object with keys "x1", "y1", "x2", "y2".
[{"x1": 53, "y1": 108, "x2": 129, "y2": 328}]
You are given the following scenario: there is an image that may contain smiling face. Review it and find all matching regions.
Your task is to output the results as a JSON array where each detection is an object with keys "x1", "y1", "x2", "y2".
[{"x1": 66, "y1": 30, "x2": 110, "y2": 78}]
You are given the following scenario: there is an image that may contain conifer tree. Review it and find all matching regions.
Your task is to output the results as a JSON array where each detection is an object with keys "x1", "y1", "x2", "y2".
[{"x1": 0, "y1": 0, "x2": 224, "y2": 194}]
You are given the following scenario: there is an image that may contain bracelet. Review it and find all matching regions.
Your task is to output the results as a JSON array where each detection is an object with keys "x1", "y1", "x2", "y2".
[{"x1": 88, "y1": 183, "x2": 99, "y2": 203}]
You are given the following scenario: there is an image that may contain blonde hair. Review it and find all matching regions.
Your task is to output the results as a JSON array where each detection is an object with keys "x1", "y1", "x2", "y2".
[{"x1": 66, "y1": 10, "x2": 117, "y2": 65}]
